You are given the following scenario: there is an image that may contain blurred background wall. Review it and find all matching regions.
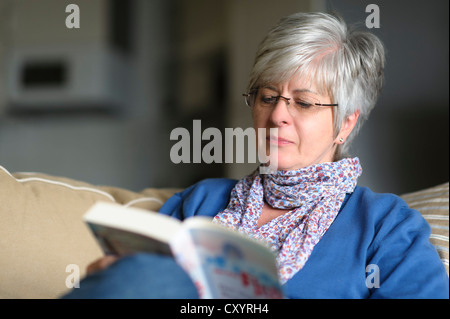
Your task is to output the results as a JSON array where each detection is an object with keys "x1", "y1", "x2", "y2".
[{"x1": 0, "y1": 0, "x2": 448, "y2": 194}]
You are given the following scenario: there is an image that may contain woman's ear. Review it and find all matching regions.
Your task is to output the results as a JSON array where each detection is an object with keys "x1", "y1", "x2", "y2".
[{"x1": 336, "y1": 110, "x2": 360, "y2": 144}]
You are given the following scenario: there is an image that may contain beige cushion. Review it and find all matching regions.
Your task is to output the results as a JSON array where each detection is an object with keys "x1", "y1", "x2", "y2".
[
  {"x1": 401, "y1": 182, "x2": 449, "y2": 275},
  {"x1": 0, "y1": 165, "x2": 180, "y2": 299}
]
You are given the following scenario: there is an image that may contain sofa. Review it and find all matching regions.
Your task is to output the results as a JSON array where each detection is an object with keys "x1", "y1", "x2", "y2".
[{"x1": 0, "y1": 164, "x2": 448, "y2": 299}]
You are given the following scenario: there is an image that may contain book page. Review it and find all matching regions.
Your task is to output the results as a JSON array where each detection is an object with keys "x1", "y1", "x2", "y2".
[
  {"x1": 86, "y1": 223, "x2": 174, "y2": 256},
  {"x1": 84, "y1": 202, "x2": 182, "y2": 256}
]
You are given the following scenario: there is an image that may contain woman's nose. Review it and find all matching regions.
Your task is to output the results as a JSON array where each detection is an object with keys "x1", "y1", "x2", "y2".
[{"x1": 270, "y1": 97, "x2": 293, "y2": 126}]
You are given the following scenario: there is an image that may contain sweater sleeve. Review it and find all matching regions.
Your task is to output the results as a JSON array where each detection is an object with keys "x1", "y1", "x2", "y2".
[{"x1": 366, "y1": 196, "x2": 449, "y2": 299}]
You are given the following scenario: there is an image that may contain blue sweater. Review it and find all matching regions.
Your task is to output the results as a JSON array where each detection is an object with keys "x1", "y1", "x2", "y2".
[{"x1": 159, "y1": 178, "x2": 449, "y2": 299}]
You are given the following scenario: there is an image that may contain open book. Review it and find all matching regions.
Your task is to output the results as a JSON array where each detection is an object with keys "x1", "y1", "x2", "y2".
[{"x1": 83, "y1": 202, "x2": 283, "y2": 299}]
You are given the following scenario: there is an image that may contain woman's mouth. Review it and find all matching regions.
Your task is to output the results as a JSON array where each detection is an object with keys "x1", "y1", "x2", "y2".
[{"x1": 267, "y1": 136, "x2": 294, "y2": 146}]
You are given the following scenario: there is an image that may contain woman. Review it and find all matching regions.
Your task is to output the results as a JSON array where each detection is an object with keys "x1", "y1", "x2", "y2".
[{"x1": 64, "y1": 12, "x2": 448, "y2": 299}]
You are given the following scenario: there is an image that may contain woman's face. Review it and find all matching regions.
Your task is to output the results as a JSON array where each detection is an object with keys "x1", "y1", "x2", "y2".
[{"x1": 253, "y1": 74, "x2": 339, "y2": 171}]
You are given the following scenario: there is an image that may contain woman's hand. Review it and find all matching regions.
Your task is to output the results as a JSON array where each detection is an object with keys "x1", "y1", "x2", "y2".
[{"x1": 86, "y1": 255, "x2": 120, "y2": 275}]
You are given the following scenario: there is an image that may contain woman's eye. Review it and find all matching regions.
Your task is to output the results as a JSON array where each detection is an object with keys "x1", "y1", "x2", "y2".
[
  {"x1": 261, "y1": 96, "x2": 277, "y2": 104},
  {"x1": 296, "y1": 100, "x2": 314, "y2": 108}
]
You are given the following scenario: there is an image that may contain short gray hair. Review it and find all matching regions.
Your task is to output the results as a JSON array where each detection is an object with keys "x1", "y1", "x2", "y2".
[{"x1": 247, "y1": 12, "x2": 385, "y2": 159}]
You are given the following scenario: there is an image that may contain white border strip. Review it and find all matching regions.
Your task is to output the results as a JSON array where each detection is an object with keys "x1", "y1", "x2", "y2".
[
  {"x1": 1, "y1": 165, "x2": 116, "y2": 202},
  {"x1": 430, "y1": 234, "x2": 449, "y2": 242},
  {"x1": 422, "y1": 214, "x2": 449, "y2": 220},
  {"x1": 0, "y1": 165, "x2": 14, "y2": 178},
  {"x1": 408, "y1": 197, "x2": 449, "y2": 207}
]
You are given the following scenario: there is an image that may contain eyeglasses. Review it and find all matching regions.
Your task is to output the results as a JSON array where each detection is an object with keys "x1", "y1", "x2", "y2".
[{"x1": 243, "y1": 90, "x2": 338, "y2": 117}]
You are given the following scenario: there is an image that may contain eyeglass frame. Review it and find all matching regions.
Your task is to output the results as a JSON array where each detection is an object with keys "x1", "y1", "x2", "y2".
[{"x1": 242, "y1": 91, "x2": 339, "y2": 108}]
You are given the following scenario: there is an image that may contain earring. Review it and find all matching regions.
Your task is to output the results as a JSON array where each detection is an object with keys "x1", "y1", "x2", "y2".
[{"x1": 339, "y1": 138, "x2": 344, "y2": 143}]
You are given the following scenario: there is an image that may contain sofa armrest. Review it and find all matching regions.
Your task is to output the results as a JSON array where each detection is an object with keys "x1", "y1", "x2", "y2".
[{"x1": 0, "y1": 165, "x2": 179, "y2": 299}]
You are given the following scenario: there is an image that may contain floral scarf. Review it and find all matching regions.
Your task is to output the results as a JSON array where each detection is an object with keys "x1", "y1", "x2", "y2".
[{"x1": 213, "y1": 157, "x2": 362, "y2": 283}]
